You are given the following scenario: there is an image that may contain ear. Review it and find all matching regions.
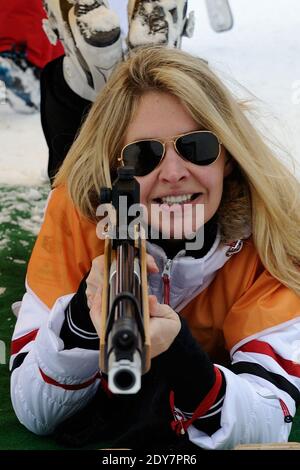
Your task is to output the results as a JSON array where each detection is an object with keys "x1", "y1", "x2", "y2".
[{"x1": 224, "y1": 152, "x2": 235, "y2": 178}]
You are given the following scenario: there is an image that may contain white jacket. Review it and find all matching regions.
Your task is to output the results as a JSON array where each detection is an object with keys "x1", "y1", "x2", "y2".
[{"x1": 10, "y1": 187, "x2": 300, "y2": 448}]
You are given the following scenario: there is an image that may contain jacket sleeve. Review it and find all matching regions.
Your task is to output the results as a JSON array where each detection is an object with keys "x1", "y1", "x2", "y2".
[
  {"x1": 10, "y1": 289, "x2": 101, "y2": 435},
  {"x1": 177, "y1": 269, "x2": 300, "y2": 449},
  {"x1": 10, "y1": 186, "x2": 104, "y2": 435},
  {"x1": 184, "y1": 320, "x2": 300, "y2": 449}
]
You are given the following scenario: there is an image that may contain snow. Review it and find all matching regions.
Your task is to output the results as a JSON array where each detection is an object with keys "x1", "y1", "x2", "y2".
[
  {"x1": 185, "y1": 0, "x2": 300, "y2": 168},
  {"x1": 77, "y1": 6, "x2": 120, "y2": 36},
  {"x1": 0, "y1": 106, "x2": 48, "y2": 185},
  {"x1": 0, "y1": 0, "x2": 299, "y2": 186},
  {"x1": 0, "y1": 187, "x2": 48, "y2": 236},
  {"x1": 77, "y1": 0, "x2": 97, "y2": 5}
]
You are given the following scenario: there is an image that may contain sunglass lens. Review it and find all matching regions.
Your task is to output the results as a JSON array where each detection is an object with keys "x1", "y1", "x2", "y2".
[
  {"x1": 176, "y1": 132, "x2": 220, "y2": 165},
  {"x1": 123, "y1": 140, "x2": 163, "y2": 176}
]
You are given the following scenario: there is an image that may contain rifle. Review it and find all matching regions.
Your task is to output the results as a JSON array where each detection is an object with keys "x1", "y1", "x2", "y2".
[{"x1": 99, "y1": 167, "x2": 150, "y2": 394}]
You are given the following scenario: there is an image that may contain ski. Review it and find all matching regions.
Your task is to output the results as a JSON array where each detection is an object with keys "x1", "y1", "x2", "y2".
[{"x1": 205, "y1": 0, "x2": 234, "y2": 32}]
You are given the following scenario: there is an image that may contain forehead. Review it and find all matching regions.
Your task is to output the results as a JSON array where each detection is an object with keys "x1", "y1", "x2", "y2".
[{"x1": 124, "y1": 91, "x2": 199, "y2": 143}]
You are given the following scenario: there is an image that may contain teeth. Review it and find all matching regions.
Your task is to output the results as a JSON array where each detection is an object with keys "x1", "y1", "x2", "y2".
[{"x1": 160, "y1": 193, "x2": 194, "y2": 204}]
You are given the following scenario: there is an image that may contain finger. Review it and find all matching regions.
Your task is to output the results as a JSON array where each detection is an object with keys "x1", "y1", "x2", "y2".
[
  {"x1": 148, "y1": 294, "x2": 159, "y2": 316},
  {"x1": 90, "y1": 285, "x2": 103, "y2": 336},
  {"x1": 86, "y1": 293, "x2": 92, "y2": 310},
  {"x1": 86, "y1": 282, "x2": 98, "y2": 297},
  {"x1": 149, "y1": 300, "x2": 176, "y2": 320},
  {"x1": 91, "y1": 255, "x2": 105, "y2": 275},
  {"x1": 92, "y1": 284, "x2": 103, "y2": 308},
  {"x1": 85, "y1": 282, "x2": 99, "y2": 307},
  {"x1": 146, "y1": 254, "x2": 159, "y2": 273}
]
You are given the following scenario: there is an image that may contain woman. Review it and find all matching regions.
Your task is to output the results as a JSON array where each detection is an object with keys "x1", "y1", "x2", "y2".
[{"x1": 10, "y1": 46, "x2": 300, "y2": 450}]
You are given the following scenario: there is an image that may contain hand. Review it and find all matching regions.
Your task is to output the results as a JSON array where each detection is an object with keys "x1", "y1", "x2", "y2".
[
  {"x1": 86, "y1": 255, "x2": 105, "y2": 310},
  {"x1": 90, "y1": 289, "x2": 180, "y2": 358},
  {"x1": 148, "y1": 295, "x2": 181, "y2": 359},
  {"x1": 88, "y1": 253, "x2": 160, "y2": 336}
]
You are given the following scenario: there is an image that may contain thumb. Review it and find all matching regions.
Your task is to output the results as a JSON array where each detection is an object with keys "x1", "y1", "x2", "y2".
[
  {"x1": 148, "y1": 294, "x2": 159, "y2": 317},
  {"x1": 148, "y1": 295, "x2": 175, "y2": 319}
]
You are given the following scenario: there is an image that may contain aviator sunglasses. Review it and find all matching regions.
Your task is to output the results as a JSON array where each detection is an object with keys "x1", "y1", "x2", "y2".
[{"x1": 118, "y1": 130, "x2": 222, "y2": 177}]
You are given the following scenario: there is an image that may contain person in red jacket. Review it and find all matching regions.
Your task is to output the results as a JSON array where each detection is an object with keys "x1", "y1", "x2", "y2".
[{"x1": 0, "y1": 0, "x2": 63, "y2": 112}]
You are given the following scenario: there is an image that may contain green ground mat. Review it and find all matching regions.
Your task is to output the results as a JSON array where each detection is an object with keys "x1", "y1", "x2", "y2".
[
  {"x1": 0, "y1": 186, "x2": 102, "y2": 450},
  {"x1": 0, "y1": 185, "x2": 299, "y2": 450}
]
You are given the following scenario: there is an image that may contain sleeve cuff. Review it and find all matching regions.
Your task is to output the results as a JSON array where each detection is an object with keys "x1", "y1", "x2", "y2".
[
  {"x1": 159, "y1": 317, "x2": 216, "y2": 411},
  {"x1": 60, "y1": 275, "x2": 99, "y2": 350},
  {"x1": 36, "y1": 294, "x2": 100, "y2": 382}
]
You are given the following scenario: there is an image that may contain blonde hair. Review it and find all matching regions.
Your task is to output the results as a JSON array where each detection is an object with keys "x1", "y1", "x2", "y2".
[{"x1": 54, "y1": 46, "x2": 300, "y2": 295}]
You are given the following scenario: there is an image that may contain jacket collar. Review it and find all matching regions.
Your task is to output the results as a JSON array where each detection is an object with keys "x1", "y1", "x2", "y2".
[{"x1": 146, "y1": 228, "x2": 244, "y2": 311}]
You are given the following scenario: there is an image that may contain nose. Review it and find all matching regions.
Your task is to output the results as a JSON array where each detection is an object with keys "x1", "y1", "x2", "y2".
[{"x1": 157, "y1": 142, "x2": 190, "y2": 184}]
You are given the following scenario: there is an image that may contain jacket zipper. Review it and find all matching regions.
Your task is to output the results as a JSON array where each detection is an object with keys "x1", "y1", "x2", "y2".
[{"x1": 162, "y1": 258, "x2": 172, "y2": 305}]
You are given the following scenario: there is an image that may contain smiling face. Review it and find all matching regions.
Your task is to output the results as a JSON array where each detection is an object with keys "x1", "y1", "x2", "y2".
[{"x1": 123, "y1": 91, "x2": 230, "y2": 238}]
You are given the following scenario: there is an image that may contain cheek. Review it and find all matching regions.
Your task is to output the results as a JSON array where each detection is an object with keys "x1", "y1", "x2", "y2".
[
  {"x1": 194, "y1": 164, "x2": 225, "y2": 209},
  {"x1": 208, "y1": 170, "x2": 224, "y2": 196},
  {"x1": 202, "y1": 148, "x2": 227, "y2": 197},
  {"x1": 195, "y1": 165, "x2": 224, "y2": 192},
  {"x1": 135, "y1": 176, "x2": 152, "y2": 204}
]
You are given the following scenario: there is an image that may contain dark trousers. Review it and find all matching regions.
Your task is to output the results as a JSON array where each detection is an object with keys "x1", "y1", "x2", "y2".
[{"x1": 40, "y1": 56, "x2": 92, "y2": 182}]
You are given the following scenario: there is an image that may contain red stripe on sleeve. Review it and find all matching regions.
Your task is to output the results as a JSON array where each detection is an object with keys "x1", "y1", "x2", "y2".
[
  {"x1": 11, "y1": 329, "x2": 39, "y2": 355},
  {"x1": 238, "y1": 340, "x2": 300, "y2": 378},
  {"x1": 39, "y1": 368, "x2": 101, "y2": 390},
  {"x1": 170, "y1": 366, "x2": 223, "y2": 435}
]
